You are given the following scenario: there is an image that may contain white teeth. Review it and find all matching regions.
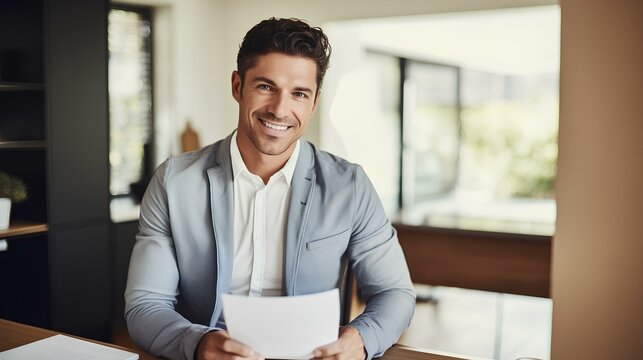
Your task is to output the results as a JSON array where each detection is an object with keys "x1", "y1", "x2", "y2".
[{"x1": 262, "y1": 120, "x2": 288, "y2": 131}]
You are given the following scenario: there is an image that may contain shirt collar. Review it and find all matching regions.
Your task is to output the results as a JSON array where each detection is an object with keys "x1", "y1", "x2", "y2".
[{"x1": 230, "y1": 131, "x2": 300, "y2": 186}]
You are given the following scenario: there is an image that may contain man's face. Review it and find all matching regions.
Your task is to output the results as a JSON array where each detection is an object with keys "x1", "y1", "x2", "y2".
[{"x1": 232, "y1": 52, "x2": 319, "y2": 158}]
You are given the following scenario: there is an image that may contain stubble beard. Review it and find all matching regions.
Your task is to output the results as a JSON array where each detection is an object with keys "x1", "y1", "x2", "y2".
[{"x1": 249, "y1": 129, "x2": 297, "y2": 157}]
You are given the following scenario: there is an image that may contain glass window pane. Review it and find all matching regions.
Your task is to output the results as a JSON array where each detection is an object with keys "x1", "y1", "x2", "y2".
[
  {"x1": 108, "y1": 8, "x2": 152, "y2": 196},
  {"x1": 403, "y1": 61, "x2": 459, "y2": 205},
  {"x1": 460, "y1": 69, "x2": 558, "y2": 200}
]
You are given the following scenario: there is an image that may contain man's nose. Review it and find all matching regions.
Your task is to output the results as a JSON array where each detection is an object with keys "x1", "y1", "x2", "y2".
[{"x1": 266, "y1": 92, "x2": 290, "y2": 119}]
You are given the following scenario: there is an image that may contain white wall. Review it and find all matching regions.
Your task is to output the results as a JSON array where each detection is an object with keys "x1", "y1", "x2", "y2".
[
  {"x1": 151, "y1": 5, "x2": 174, "y2": 164},
  {"x1": 171, "y1": 0, "x2": 228, "y2": 149},
  {"x1": 551, "y1": 0, "x2": 643, "y2": 358}
]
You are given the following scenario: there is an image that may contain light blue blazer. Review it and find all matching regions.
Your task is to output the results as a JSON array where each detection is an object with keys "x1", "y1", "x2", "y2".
[{"x1": 125, "y1": 134, "x2": 416, "y2": 360}]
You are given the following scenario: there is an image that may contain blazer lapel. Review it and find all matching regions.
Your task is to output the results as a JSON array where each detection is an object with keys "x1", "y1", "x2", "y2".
[
  {"x1": 206, "y1": 134, "x2": 234, "y2": 324},
  {"x1": 284, "y1": 141, "x2": 316, "y2": 295}
]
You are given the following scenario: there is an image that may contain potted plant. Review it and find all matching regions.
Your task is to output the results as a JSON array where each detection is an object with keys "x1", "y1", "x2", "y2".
[{"x1": 0, "y1": 171, "x2": 28, "y2": 230}]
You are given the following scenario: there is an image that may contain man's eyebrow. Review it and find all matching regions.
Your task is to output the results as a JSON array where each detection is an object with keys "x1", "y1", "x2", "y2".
[
  {"x1": 252, "y1": 76, "x2": 277, "y2": 86},
  {"x1": 252, "y1": 76, "x2": 314, "y2": 94},
  {"x1": 293, "y1": 86, "x2": 314, "y2": 94}
]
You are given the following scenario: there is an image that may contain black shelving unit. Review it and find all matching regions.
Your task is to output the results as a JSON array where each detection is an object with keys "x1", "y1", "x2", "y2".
[
  {"x1": 0, "y1": 0, "x2": 111, "y2": 341},
  {"x1": 0, "y1": 141, "x2": 46, "y2": 149},
  {"x1": 0, "y1": 82, "x2": 45, "y2": 91},
  {"x1": 0, "y1": 0, "x2": 49, "y2": 328}
]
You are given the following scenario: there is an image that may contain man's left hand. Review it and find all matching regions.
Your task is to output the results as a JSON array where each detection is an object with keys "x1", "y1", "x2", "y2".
[{"x1": 313, "y1": 326, "x2": 366, "y2": 360}]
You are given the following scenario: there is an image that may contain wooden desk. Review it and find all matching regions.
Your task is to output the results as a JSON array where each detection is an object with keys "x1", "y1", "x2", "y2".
[
  {"x1": 383, "y1": 346, "x2": 487, "y2": 360},
  {"x1": 0, "y1": 319, "x2": 158, "y2": 360},
  {"x1": 0, "y1": 319, "x2": 479, "y2": 360}
]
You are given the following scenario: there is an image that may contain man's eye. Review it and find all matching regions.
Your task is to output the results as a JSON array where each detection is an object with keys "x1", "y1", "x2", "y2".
[
  {"x1": 258, "y1": 84, "x2": 271, "y2": 91},
  {"x1": 294, "y1": 92, "x2": 308, "y2": 98}
]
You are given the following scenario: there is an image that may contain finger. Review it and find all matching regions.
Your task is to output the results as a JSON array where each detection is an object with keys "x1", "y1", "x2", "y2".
[
  {"x1": 207, "y1": 347, "x2": 263, "y2": 360},
  {"x1": 218, "y1": 337, "x2": 262, "y2": 358},
  {"x1": 314, "y1": 340, "x2": 343, "y2": 358},
  {"x1": 205, "y1": 349, "x2": 262, "y2": 360},
  {"x1": 206, "y1": 331, "x2": 263, "y2": 359}
]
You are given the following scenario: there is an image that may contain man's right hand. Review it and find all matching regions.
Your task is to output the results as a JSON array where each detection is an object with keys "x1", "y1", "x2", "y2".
[{"x1": 196, "y1": 330, "x2": 263, "y2": 360}]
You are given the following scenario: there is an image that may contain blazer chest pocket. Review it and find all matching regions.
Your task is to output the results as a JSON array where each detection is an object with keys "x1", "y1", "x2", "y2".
[{"x1": 305, "y1": 228, "x2": 350, "y2": 251}]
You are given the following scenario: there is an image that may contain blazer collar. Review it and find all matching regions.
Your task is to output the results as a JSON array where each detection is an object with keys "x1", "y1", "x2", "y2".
[
  {"x1": 284, "y1": 140, "x2": 316, "y2": 295},
  {"x1": 206, "y1": 133, "x2": 234, "y2": 325}
]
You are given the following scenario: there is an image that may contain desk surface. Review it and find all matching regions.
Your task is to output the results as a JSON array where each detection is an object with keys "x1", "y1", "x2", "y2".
[
  {"x1": 0, "y1": 319, "x2": 477, "y2": 360},
  {"x1": 0, "y1": 320, "x2": 159, "y2": 360}
]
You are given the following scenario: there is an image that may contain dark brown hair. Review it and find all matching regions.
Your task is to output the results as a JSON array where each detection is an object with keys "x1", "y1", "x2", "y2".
[{"x1": 237, "y1": 17, "x2": 331, "y2": 94}]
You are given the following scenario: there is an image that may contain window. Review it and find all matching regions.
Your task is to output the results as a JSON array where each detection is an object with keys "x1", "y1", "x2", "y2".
[
  {"x1": 402, "y1": 60, "x2": 460, "y2": 205},
  {"x1": 401, "y1": 57, "x2": 558, "y2": 235},
  {"x1": 107, "y1": 6, "x2": 153, "y2": 198},
  {"x1": 322, "y1": 6, "x2": 560, "y2": 235}
]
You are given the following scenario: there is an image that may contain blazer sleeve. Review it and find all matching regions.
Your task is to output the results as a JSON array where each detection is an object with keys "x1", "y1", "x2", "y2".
[
  {"x1": 346, "y1": 165, "x2": 417, "y2": 359},
  {"x1": 124, "y1": 158, "x2": 214, "y2": 360}
]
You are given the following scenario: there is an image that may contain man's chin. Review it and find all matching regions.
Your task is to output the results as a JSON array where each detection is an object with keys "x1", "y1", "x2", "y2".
[
  {"x1": 257, "y1": 146, "x2": 292, "y2": 157},
  {"x1": 252, "y1": 139, "x2": 294, "y2": 157}
]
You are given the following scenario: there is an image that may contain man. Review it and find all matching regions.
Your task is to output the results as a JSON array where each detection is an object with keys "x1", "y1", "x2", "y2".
[{"x1": 125, "y1": 18, "x2": 415, "y2": 360}]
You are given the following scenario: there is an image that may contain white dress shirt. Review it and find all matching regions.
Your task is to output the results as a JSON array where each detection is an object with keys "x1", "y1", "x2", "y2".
[{"x1": 229, "y1": 132, "x2": 300, "y2": 297}]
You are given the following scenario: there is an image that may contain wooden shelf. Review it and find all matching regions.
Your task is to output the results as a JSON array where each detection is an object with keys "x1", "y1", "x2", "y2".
[
  {"x1": 0, "y1": 221, "x2": 48, "y2": 239},
  {"x1": 0, "y1": 141, "x2": 46, "y2": 149},
  {"x1": 0, "y1": 82, "x2": 44, "y2": 91}
]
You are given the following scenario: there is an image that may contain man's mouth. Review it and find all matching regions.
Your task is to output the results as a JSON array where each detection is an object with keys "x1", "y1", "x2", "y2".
[{"x1": 260, "y1": 119, "x2": 290, "y2": 131}]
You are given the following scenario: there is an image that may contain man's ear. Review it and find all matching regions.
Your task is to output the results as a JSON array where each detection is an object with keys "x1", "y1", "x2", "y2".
[{"x1": 231, "y1": 71, "x2": 242, "y2": 102}]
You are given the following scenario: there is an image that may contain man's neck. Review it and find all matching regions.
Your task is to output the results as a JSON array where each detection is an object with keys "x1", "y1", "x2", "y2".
[{"x1": 236, "y1": 134, "x2": 296, "y2": 184}]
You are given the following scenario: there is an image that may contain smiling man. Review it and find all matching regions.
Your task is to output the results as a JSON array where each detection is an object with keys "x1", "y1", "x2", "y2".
[
  {"x1": 233, "y1": 52, "x2": 318, "y2": 182},
  {"x1": 125, "y1": 18, "x2": 415, "y2": 360}
]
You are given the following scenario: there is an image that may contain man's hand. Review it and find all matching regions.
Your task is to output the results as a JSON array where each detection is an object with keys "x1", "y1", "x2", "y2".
[
  {"x1": 196, "y1": 330, "x2": 263, "y2": 360},
  {"x1": 313, "y1": 326, "x2": 366, "y2": 360}
]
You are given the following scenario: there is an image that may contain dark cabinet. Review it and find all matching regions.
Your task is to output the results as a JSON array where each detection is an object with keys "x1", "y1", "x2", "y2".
[
  {"x1": 0, "y1": 235, "x2": 50, "y2": 327},
  {"x1": 0, "y1": 0, "x2": 49, "y2": 328},
  {"x1": 0, "y1": 0, "x2": 111, "y2": 341}
]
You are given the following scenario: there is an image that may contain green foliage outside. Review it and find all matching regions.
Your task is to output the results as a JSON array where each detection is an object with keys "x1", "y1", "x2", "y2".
[
  {"x1": 460, "y1": 95, "x2": 558, "y2": 199},
  {"x1": 0, "y1": 171, "x2": 28, "y2": 203}
]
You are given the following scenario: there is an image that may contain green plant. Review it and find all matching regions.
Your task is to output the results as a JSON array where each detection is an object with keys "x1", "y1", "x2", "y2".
[{"x1": 0, "y1": 171, "x2": 28, "y2": 203}]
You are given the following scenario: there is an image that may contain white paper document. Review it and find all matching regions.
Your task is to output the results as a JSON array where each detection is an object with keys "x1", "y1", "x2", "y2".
[
  {"x1": 222, "y1": 288, "x2": 340, "y2": 359},
  {"x1": 0, "y1": 334, "x2": 139, "y2": 360}
]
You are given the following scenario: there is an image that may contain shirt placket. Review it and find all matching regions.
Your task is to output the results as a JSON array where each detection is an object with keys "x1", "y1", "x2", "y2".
[{"x1": 249, "y1": 183, "x2": 267, "y2": 297}]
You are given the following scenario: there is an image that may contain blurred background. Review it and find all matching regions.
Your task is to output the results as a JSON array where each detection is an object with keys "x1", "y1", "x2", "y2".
[{"x1": 1, "y1": 1, "x2": 641, "y2": 359}]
